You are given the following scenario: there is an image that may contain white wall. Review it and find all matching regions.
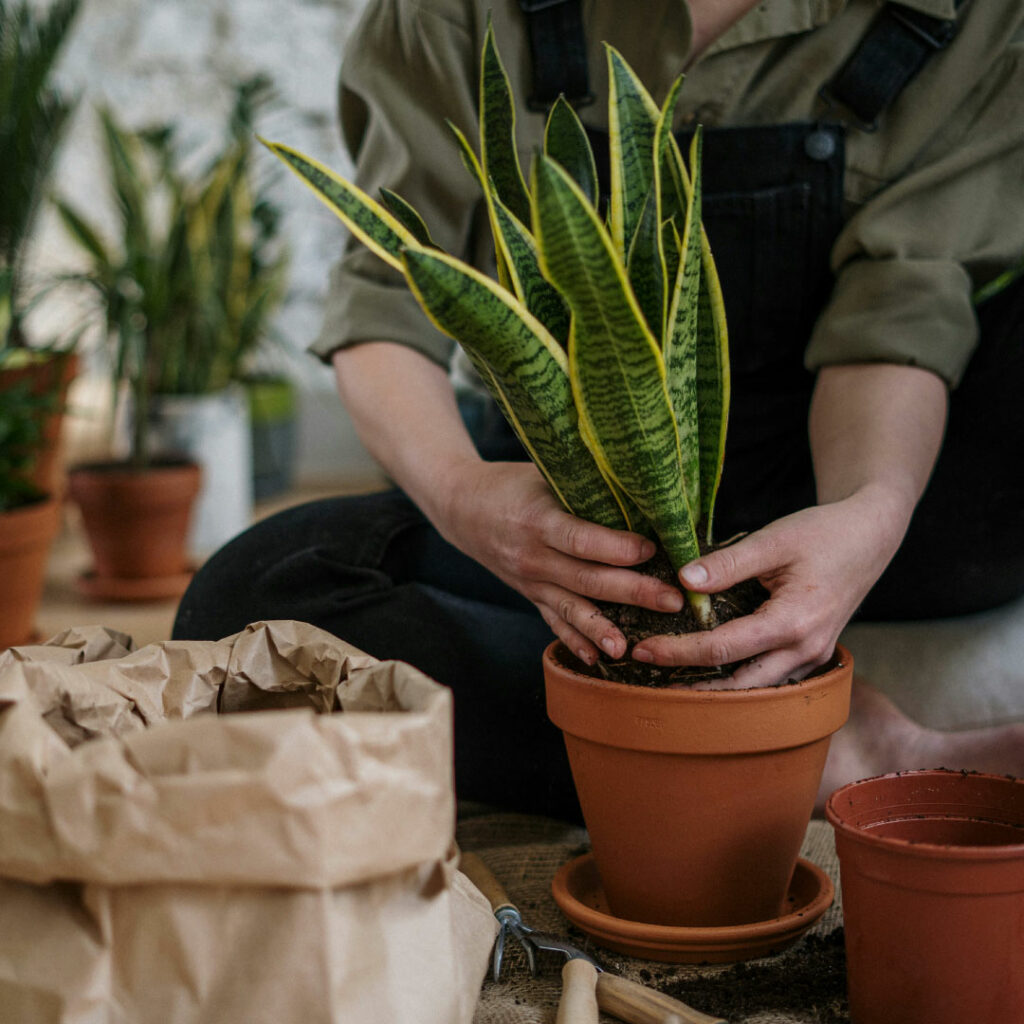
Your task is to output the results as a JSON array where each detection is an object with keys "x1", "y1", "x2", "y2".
[{"x1": 32, "y1": 0, "x2": 381, "y2": 482}]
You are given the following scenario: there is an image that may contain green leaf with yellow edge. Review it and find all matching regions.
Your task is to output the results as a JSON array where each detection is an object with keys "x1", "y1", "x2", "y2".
[
  {"x1": 626, "y1": 186, "x2": 667, "y2": 339},
  {"x1": 379, "y1": 188, "x2": 438, "y2": 248},
  {"x1": 544, "y1": 96, "x2": 599, "y2": 207},
  {"x1": 401, "y1": 246, "x2": 627, "y2": 529},
  {"x1": 480, "y1": 20, "x2": 531, "y2": 226},
  {"x1": 696, "y1": 222, "x2": 730, "y2": 544},
  {"x1": 531, "y1": 152, "x2": 700, "y2": 570},
  {"x1": 261, "y1": 138, "x2": 418, "y2": 272},
  {"x1": 607, "y1": 44, "x2": 661, "y2": 261},
  {"x1": 448, "y1": 119, "x2": 568, "y2": 343},
  {"x1": 664, "y1": 127, "x2": 704, "y2": 517}
]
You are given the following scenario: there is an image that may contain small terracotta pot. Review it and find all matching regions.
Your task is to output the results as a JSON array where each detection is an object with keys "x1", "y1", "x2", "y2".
[
  {"x1": 544, "y1": 642, "x2": 852, "y2": 927},
  {"x1": 0, "y1": 496, "x2": 61, "y2": 649},
  {"x1": 826, "y1": 769, "x2": 1024, "y2": 1024},
  {"x1": 68, "y1": 460, "x2": 201, "y2": 589}
]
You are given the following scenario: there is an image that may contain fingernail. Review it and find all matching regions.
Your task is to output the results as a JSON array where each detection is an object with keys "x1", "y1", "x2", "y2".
[
  {"x1": 633, "y1": 647, "x2": 654, "y2": 663},
  {"x1": 638, "y1": 540, "x2": 656, "y2": 560},
  {"x1": 681, "y1": 563, "x2": 708, "y2": 586},
  {"x1": 601, "y1": 636, "x2": 623, "y2": 658},
  {"x1": 577, "y1": 648, "x2": 594, "y2": 666},
  {"x1": 658, "y1": 591, "x2": 684, "y2": 612}
]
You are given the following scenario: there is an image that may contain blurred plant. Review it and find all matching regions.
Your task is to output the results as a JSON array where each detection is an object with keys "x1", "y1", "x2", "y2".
[
  {"x1": 0, "y1": 0, "x2": 80, "y2": 349},
  {"x1": 0, "y1": 371, "x2": 55, "y2": 510},
  {"x1": 55, "y1": 76, "x2": 289, "y2": 468}
]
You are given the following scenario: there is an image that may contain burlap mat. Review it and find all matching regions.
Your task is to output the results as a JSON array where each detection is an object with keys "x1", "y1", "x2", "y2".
[{"x1": 457, "y1": 814, "x2": 846, "y2": 1024}]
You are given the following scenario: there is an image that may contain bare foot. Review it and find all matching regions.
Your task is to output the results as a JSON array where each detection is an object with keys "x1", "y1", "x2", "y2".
[{"x1": 816, "y1": 676, "x2": 1024, "y2": 814}]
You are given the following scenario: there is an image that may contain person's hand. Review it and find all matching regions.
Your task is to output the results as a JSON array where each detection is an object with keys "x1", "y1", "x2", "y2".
[
  {"x1": 436, "y1": 459, "x2": 686, "y2": 664},
  {"x1": 631, "y1": 484, "x2": 911, "y2": 688}
]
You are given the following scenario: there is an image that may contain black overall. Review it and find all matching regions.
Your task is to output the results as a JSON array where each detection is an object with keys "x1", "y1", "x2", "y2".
[{"x1": 174, "y1": 3, "x2": 1024, "y2": 821}]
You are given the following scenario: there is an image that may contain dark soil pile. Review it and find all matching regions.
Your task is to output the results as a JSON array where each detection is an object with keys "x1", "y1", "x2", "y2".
[
  {"x1": 574, "y1": 548, "x2": 769, "y2": 686},
  {"x1": 641, "y1": 929, "x2": 849, "y2": 1022}
]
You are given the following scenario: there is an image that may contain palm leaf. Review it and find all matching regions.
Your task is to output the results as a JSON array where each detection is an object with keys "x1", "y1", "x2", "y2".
[
  {"x1": 532, "y1": 152, "x2": 700, "y2": 570},
  {"x1": 401, "y1": 246, "x2": 627, "y2": 528}
]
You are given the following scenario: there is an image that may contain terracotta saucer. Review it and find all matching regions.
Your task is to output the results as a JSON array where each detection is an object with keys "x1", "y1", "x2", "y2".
[
  {"x1": 551, "y1": 854, "x2": 834, "y2": 964},
  {"x1": 76, "y1": 568, "x2": 194, "y2": 602}
]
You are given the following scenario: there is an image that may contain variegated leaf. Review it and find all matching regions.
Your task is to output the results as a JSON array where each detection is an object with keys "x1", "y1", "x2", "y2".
[
  {"x1": 626, "y1": 186, "x2": 667, "y2": 339},
  {"x1": 607, "y1": 44, "x2": 660, "y2": 260},
  {"x1": 480, "y1": 21, "x2": 531, "y2": 226},
  {"x1": 401, "y1": 247, "x2": 627, "y2": 529},
  {"x1": 262, "y1": 138, "x2": 417, "y2": 272},
  {"x1": 544, "y1": 95, "x2": 599, "y2": 207},
  {"x1": 532, "y1": 153, "x2": 700, "y2": 570},
  {"x1": 665, "y1": 128, "x2": 704, "y2": 516},
  {"x1": 379, "y1": 188, "x2": 438, "y2": 248},
  {"x1": 696, "y1": 224, "x2": 730, "y2": 544}
]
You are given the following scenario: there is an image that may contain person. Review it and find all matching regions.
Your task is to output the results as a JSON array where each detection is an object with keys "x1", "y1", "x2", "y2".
[{"x1": 174, "y1": 0, "x2": 1024, "y2": 818}]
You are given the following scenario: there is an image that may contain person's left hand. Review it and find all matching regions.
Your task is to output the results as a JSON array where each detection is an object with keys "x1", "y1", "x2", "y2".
[{"x1": 631, "y1": 485, "x2": 909, "y2": 688}]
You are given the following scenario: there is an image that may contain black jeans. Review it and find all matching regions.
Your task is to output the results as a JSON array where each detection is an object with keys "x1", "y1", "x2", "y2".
[{"x1": 173, "y1": 487, "x2": 582, "y2": 821}]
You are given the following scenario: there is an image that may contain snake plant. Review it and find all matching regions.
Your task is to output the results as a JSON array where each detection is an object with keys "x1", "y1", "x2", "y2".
[{"x1": 266, "y1": 28, "x2": 729, "y2": 627}]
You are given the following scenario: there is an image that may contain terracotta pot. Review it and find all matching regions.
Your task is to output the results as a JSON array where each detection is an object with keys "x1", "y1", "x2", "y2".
[
  {"x1": 826, "y1": 769, "x2": 1024, "y2": 1024},
  {"x1": 544, "y1": 641, "x2": 852, "y2": 927},
  {"x1": 67, "y1": 460, "x2": 200, "y2": 596},
  {"x1": 0, "y1": 496, "x2": 61, "y2": 649}
]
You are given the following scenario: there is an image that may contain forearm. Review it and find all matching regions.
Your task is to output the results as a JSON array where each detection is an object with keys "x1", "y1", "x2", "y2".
[
  {"x1": 809, "y1": 363, "x2": 948, "y2": 535},
  {"x1": 332, "y1": 341, "x2": 482, "y2": 524}
]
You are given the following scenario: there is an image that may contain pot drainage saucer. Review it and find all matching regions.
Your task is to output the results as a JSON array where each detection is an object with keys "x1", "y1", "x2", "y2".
[
  {"x1": 552, "y1": 853, "x2": 833, "y2": 964},
  {"x1": 77, "y1": 568, "x2": 195, "y2": 602}
]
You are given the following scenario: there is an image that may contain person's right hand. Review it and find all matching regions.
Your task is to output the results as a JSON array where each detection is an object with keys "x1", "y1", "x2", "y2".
[{"x1": 435, "y1": 459, "x2": 685, "y2": 665}]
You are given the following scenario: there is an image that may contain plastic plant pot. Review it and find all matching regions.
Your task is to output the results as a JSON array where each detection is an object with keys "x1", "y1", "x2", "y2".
[{"x1": 826, "y1": 769, "x2": 1024, "y2": 1024}]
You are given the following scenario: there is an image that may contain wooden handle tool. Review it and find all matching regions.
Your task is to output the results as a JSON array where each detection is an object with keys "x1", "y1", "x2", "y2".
[
  {"x1": 596, "y1": 974, "x2": 728, "y2": 1024},
  {"x1": 459, "y1": 851, "x2": 518, "y2": 917},
  {"x1": 556, "y1": 957, "x2": 601, "y2": 1024}
]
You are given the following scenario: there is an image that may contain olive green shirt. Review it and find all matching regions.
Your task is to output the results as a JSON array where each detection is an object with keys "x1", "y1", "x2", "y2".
[{"x1": 311, "y1": 0, "x2": 1024, "y2": 389}]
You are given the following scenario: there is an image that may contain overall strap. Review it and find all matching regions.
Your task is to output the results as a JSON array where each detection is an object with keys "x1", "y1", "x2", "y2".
[
  {"x1": 517, "y1": 0, "x2": 593, "y2": 111},
  {"x1": 822, "y1": 1, "x2": 970, "y2": 130}
]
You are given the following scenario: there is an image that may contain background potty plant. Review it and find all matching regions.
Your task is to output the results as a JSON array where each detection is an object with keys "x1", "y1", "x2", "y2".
[{"x1": 267, "y1": 27, "x2": 759, "y2": 684}]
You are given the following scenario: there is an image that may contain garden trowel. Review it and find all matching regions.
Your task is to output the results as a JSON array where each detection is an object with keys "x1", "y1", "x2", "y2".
[{"x1": 459, "y1": 851, "x2": 728, "y2": 1024}]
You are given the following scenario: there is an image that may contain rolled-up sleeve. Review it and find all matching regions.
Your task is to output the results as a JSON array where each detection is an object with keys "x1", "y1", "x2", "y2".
[
  {"x1": 309, "y1": 0, "x2": 481, "y2": 366},
  {"x1": 806, "y1": 22, "x2": 1024, "y2": 388}
]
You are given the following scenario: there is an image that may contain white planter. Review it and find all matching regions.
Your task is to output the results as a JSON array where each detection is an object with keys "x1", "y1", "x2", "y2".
[{"x1": 147, "y1": 384, "x2": 254, "y2": 559}]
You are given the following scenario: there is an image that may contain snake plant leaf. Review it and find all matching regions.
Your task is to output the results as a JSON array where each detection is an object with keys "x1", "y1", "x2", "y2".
[
  {"x1": 665, "y1": 128, "x2": 704, "y2": 517},
  {"x1": 379, "y1": 188, "x2": 438, "y2": 248},
  {"x1": 662, "y1": 218, "x2": 682, "y2": 305},
  {"x1": 626, "y1": 187, "x2": 667, "y2": 339},
  {"x1": 480, "y1": 20, "x2": 531, "y2": 227},
  {"x1": 491, "y1": 196, "x2": 571, "y2": 347},
  {"x1": 696, "y1": 225, "x2": 730, "y2": 544},
  {"x1": 543, "y1": 95, "x2": 599, "y2": 207},
  {"x1": 532, "y1": 153, "x2": 700, "y2": 570},
  {"x1": 261, "y1": 138, "x2": 418, "y2": 273},
  {"x1": 654, "y1": 75, "x2": 688, "y2": 230},
  {"x1": 401, "y1": 246, "x2": 628, "y2": 529},
  {"x1": 448, "y1": 119, "x2": 567, "y2": 342},
  {"x1": 606, "y1": 44, "x2": 661, "y2": 261}
]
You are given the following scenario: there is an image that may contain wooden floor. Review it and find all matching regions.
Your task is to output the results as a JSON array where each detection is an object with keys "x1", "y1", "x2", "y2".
[{"x1": 35, "y1": 476, "x2": 385, "y2": 651}]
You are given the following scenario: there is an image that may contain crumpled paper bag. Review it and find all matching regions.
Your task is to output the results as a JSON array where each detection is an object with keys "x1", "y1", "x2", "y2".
[{"x1": 0, "y1": 621, "x2": 498, "y2": 1024}]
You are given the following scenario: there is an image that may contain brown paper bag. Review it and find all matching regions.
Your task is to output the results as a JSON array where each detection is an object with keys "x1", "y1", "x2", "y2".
[{"x1": 0, "y1": 621, "x2": 497, "y2": 1023}]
